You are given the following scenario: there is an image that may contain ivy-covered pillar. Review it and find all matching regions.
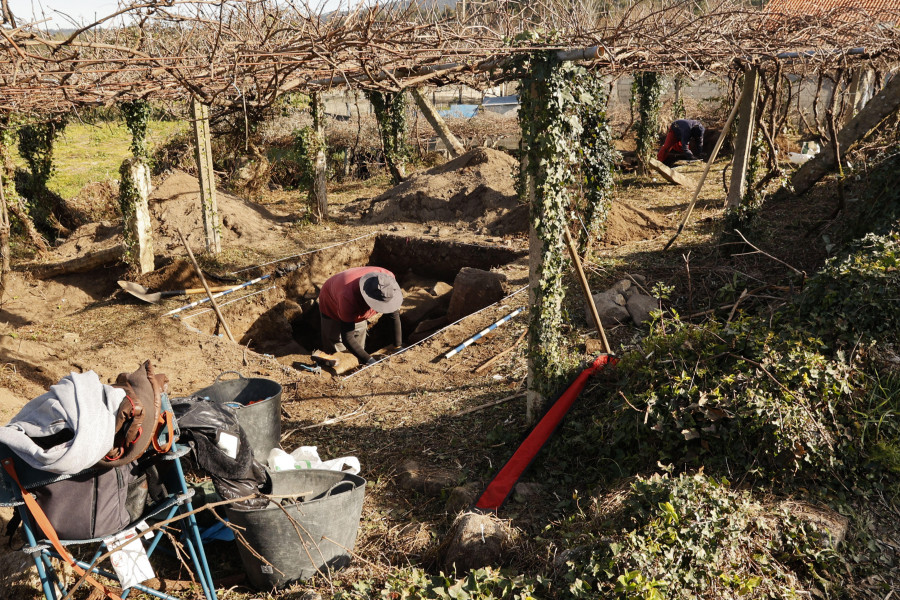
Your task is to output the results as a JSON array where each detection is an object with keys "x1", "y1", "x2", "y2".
[
  {"x1": 633, "y1": 72, "x2": 665, "y2": 174},
  {"x1": 366, "y1": 90, "x2": 409, "y2": 184},
  {"x1": 120, "y1": 100, "x2": 155, "y2": 274},
  {"x1": 577, "y1": 74, "x2": 617, "y2": 255},
  {"x1": 517, "y1": 54, "x2": 583, "y2": 422},
  {"x1": 191, "y1": 97, "x2": 222, "y2": 254},
  {"x1": 310, "y1": 92, "x2": 328, "y2": 221}
]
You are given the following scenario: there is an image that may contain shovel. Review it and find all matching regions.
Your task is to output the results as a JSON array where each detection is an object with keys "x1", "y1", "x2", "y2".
[{"x1": 118, "y1": 280, "x2": 239, "y2": 304}]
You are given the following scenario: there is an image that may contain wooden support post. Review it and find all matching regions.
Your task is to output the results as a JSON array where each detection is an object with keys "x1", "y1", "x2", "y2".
[
  {"x1": 792, "y1": 72, "x2": 900, "y2": 197},
  {"x1": 411, "y1": 88, "x2": 466, "y2": 158},
  {"x1": 648, "y1": 157, "x2": 696, "y2": 188},
  {"x1": 311, "y1": 92, "x2": 328, "y2": 221},
  {"x1": 190, "y1": 97, "x2": 221, "y2": 254},
  {"x1": 726, "y1": 67, "x2": 760, "y2": 209},
  {"x1": 843, "y1": 67, "x2": 875, "y2": 126}
]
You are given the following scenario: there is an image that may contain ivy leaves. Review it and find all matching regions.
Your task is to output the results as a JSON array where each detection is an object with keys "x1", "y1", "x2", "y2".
[{"x1": 121, "y1": 99, "x2": 152, "y2": 159}]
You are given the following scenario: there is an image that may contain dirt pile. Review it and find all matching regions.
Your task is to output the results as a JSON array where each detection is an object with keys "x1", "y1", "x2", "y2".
[
  {"x1": 363, "y1": 148, "x2": 520, "y2": 230},
  {"x1": 149, "y1": 170, "x2": 292, "y2": 254},
  {"x1": 602, "y1": 203, "x2": 668, "y2": 245}
]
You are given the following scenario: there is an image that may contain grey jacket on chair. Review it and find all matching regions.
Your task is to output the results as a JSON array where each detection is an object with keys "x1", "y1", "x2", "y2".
[{"x1": 0, "y1": 371, "x2": 124, "y2": 474}]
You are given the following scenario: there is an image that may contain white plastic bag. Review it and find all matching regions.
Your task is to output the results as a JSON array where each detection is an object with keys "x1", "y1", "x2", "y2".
[{"x1": 288, "y1": 446, "x2": 360, "y2": 475}]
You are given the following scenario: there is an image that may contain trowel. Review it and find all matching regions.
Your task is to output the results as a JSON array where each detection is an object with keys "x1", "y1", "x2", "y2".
[{"x1": 118, "y1": 280, "x2": 239, "y2": 304}]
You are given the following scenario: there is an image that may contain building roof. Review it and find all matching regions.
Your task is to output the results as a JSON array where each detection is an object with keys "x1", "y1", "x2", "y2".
[{"x1": 766, "y1": 0, "x2": 899, "y2": 19}]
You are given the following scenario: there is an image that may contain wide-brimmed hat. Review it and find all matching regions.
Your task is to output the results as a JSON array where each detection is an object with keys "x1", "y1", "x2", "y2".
[{"x1": 359, "y1": 271, "x2": 403, "y2": 313}]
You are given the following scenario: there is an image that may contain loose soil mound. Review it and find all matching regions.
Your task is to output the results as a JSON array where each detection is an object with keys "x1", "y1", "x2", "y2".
[
  {"x1": 603, "y1": 203, "x2": 668, "y2": 245},
  {"x1": 363, "y1": 148, "x2": 520, "y2": 229},
  {"x1": 149, "y1": 170, "x2": 292, "y2": 253},
  {"x1": 364, "y1": 148, "x2": 667, "y2": 244}
]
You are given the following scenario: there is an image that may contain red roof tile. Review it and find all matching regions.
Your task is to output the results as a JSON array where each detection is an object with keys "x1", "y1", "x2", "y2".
[{"x1": 766, "y1": 0, "x2": 900, "y2": 19}]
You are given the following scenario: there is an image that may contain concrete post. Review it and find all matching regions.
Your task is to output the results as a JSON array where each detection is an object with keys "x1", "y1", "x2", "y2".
[
  {"x1": 843, "y1": 67, "x2": 875, "y2": 125},
  {"x1": 311, "y1": 92, "x2": 328, "y2": 221},
  {"x1": 190, "y1": 97, "x2": 221, "y2": 254},
  {"x1": 726, "y1": 67, "x2": 760, "y2": 209},
  {"x1": 120, "y1": 158, "x2": 155, "y2": 274}
]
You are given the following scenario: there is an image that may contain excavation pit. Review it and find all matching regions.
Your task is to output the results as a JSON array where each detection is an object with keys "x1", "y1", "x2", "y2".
[{"x1": 181, "y1": 235, "x2": 525, "y2": 365}]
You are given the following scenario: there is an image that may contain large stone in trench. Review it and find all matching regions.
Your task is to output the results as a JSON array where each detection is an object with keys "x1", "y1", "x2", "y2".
[
  {"x1": 585, "y1": 291, "x2": 630, "y2": 328},
  {"x1": 442, "y1": 512, "x2": 509, "y2": 572},
  {"x1": 447, "y1": 268, "x2": 506, "y2": 323}
]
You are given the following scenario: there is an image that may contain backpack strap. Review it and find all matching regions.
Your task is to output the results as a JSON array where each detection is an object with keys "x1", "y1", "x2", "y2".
[{"x1": 1, "y1": 458, "x2": 125, "y2": 600}]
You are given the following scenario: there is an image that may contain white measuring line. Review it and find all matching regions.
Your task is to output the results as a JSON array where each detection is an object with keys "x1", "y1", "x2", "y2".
[
  {"x1": 230, "y1": 232, "x2": 378, "y2": 275},
  {"x1": 181, "y1": 286, "x2": 277, "y2": 320},
  {"x1": 343, "y1": 285, "x2": 529, "y2": 380}
]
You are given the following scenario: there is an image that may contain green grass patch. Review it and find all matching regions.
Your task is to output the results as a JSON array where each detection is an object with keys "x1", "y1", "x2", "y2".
[{"x1": 10, "y1": 119, "x2": 185, "y2": 200}]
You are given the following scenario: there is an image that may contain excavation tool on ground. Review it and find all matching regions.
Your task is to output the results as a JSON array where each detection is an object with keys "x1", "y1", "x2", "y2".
[
  {"x1": 165, "y1": 263, "x2": 301, "y2": 317},
  {"x1": 118, "y1": 281, "x2": 239, "y2": 304}
]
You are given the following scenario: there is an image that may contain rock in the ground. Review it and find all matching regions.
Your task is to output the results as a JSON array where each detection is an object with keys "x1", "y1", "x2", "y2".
[
  {"x1": 447, "y1": 268, "x2": 507, "y2": 323},
  {"x1": 512, "y1": 482, "x2": 544, "y2": 503},
  {"x1": 626, "y1": 294, "x2": 659, "y2": 325},
  {"x1": 778, "y1": 501, "x2": 849, "y2": 547},
  {"x1": 396, "y1": 460, "x2": 459, "y2": 496},
  {"x1": 446, "y1": 482, "x2": 483, "y2": 514},
  {"x1": 629, "y1": 274, "x2": 647, "y2": 285},
  {"x1": 610, "y1": 279, "x2": 632, "y2": 295},
  {"x1": 432, "y1": 281, "x2": 453, "y2": 297},
  {"x1": 442, "y1": 512, "x2": 508, "y2": 572},
  {"x1": 585, "y1": 338, "x2": 607, "y2": 354},
  {"x1": 400, "y1": 288, "x2": 442, "y2": 330},
  {"x1": 586, "y1": 291, "x2": 630, "y2": 327}
]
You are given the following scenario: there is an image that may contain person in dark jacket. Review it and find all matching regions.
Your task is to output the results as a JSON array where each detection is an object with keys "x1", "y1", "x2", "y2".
[
  {"x1": 316, "y1": 266, "x2": 403, "y2": 365},
  {"x1": 657, "y1": 119, "x2": 706, "y2": 166}
]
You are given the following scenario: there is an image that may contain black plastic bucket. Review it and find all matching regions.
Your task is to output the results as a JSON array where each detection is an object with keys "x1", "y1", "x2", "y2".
[
  {"x1": 226, "y1": 469, "x2": 366, "y2": 589},
  {"x1": 194, "y1": 372, "x2": 282, "y2": 460}
]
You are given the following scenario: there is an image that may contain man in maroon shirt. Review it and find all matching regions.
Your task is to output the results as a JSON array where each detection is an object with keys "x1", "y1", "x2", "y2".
[{"x1": 317, "y1": 266, "x2": 403, "y2": 365}]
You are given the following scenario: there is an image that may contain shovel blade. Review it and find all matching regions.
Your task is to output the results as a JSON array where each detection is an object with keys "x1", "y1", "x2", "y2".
[{"x1": 118, "y1": 280, "x2": 163, "y2": 303}]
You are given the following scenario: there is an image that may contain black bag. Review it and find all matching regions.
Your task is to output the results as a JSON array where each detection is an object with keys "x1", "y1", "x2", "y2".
[
  {"x1": 29, "y1": 464, "x2": 141, "y2": 540},
  {"x1": 172, "y1": 397, "x2": 269, "y2": 509}
]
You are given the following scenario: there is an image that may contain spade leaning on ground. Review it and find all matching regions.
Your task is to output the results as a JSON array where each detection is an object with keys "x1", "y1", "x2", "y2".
[{"x1": 315, "y1": 267, "x2": 404, "y2": 366}]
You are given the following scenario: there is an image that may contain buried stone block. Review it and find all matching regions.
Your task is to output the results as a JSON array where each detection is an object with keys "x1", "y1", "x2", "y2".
[
  {"x1": 447, "y1": 267, "x2": 507, "y2": 323},
  {"x1": 585, "y1": 291, "x2": 630, "y2": 328},
  {"x1": 396, "y1": 459, "x2": 459, "y2": 497},
  {"x1": 626, "y1": 294, "x2": 659, "y2": 325},
  {"x1": 441, "y1": 512, "x2": 509, "y2": 572},
  {"x1": 445, "y1": 481, "x2": 483, "y2": 514}
]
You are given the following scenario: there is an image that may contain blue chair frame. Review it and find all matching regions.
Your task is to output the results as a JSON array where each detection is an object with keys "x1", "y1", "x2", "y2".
[{"x1": 0, "y1": 444, "x2": 218, "y2": 600}]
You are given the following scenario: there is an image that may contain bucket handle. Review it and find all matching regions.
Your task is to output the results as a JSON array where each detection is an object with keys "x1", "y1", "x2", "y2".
[
  {"x1": 214, "y1": 370, "x2": 246, "y2": 384},
  {"x1": 325, "y1": 480, "x2": 356, "y2": 497}
]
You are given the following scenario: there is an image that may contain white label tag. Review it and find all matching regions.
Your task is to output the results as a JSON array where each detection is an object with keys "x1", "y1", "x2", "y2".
[{"x1": 103, "y1": 527, "x2": 155, "y2": 589}]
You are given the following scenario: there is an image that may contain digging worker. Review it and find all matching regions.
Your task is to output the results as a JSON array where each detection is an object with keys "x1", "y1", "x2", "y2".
[
  {"x1": 657, "y1": 119, "x2": 706, "y2": 166},
  {"x1": 317, "y1": 267, "x2": 403, "y2": 366}
]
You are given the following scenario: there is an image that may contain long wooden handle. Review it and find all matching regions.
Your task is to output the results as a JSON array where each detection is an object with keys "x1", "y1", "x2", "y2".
[
  {"x1": 175, "y1": 228, "x2": 236, "y2": 343},
  {"x1": 564, "y1": 226, "x2": 611, "y2": 355},
  {"x1": 171, "y1": 286, "x2": 238, "y2": 296}
]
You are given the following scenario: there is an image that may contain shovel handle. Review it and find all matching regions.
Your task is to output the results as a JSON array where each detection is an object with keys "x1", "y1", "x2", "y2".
[{"x1": 170, "y1": 286, "x2": 237, "y2": 296}]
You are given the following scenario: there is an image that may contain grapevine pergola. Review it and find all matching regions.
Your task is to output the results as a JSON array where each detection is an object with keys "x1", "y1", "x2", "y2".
[{"x1": 1, "y1": 0, "x2": 898, "y2": 415}]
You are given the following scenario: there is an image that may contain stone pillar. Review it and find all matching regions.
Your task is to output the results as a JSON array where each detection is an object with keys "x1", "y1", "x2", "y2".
[
  {"x1": 190, "y1": 97, "x2": 221, "y2": 254},
  {"x1": 311, "y1": 92, "x2": 328, "y2": 221}
]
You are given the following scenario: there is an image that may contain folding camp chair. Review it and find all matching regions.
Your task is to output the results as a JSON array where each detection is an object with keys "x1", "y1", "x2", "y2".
[{"x1": 0, "y1": 404, "x2": 218, "y2": 600}]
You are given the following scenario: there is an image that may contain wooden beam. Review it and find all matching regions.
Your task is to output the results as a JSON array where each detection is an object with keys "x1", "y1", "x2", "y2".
[
  {"x1": 726, "y1": 66, "x2": 760, "y2": 209},
  {"x1": 411, "y1": 87, "x2": 466, "y2": 158},
  {"x1": 190, "y1": 97, "x2": 221, "y2": 254},
  {"x1": 792, "y1": 72, "x2": 900, "y2": 197},
  {"x1": 648, "y1": 157, "x2": 696, "y2": 188},
  {"x1": 17, "y1": 245, "x2": 124, "y2": 279}
]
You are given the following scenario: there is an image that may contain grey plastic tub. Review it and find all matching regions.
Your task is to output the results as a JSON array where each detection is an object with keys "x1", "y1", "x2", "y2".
[
  {"x1": 194, "y1": 372, "x2": 282, "y2": 460},
  {"x1": 226, "y1": 469, "x2": 366, "y2": 589}
]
